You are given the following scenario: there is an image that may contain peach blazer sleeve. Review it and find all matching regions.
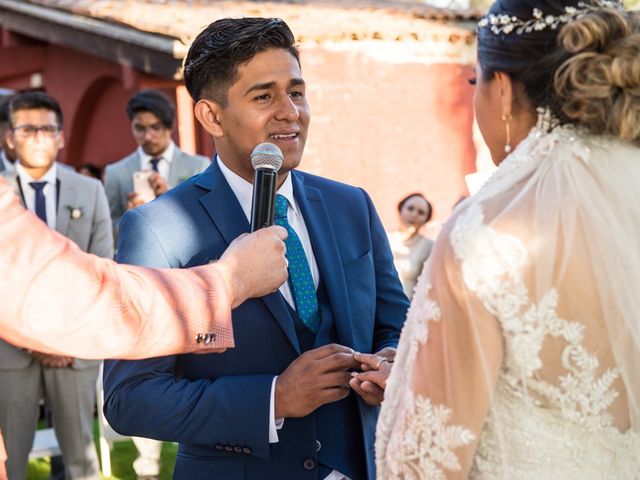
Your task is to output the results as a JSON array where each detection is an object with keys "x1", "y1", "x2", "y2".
[
  {"x1": 0, "y1": 176, "x2": 234, "y2": 359},
  {"x1": 0, "y1": 429, "x2": 5, "y2": 463}
]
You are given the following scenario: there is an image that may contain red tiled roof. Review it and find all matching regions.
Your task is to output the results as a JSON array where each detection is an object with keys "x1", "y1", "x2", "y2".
[{"x1": 23, "y1": 0, "x2": 480, "y2": 45}]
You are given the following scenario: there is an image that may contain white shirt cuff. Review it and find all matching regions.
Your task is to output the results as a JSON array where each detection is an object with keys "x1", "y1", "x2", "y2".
[{"x1": 269, "y1": 376, "x2": 285, "y2": 443}]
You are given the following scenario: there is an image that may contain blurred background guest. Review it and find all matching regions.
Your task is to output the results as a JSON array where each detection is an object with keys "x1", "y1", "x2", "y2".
[
  {"x1": 0, "y1": 91, "x2": 112, "y2": 480},
  {"x1": 104, "y1": 89, "x2": 209, "y2": 240},
  {"x1": 387, "y1": 192, "x2": 434, "y2": 298}
]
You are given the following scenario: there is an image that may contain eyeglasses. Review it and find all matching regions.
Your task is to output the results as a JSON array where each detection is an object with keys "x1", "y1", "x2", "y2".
[
  {"x1": 12, "y1": 124, "x2": 61, "y2": 139},
  {"x1": 132, "y1": 123, "x2": 166, "y2": 136}
]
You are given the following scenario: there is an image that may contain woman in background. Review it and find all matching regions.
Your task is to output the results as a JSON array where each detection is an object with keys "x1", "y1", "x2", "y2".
[{"x1": 387, "y1": 193, "x2": 434, "y2": 299}]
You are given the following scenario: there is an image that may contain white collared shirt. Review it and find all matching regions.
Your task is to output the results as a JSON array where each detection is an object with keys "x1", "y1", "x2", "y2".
[
  {"x1": 16, "y1": 162, "x2": 58, "y2": 229},
  {"x1": 1, "y1": 151, "x2": 15, "y2": 175},
  {"x1": 138, "y1": 141, "x2": 175, "y2": 181}
]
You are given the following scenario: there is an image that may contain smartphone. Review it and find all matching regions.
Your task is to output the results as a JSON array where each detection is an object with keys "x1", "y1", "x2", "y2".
[{"x1": 132, "y1": 171, "x2": 156, "y2": 203}]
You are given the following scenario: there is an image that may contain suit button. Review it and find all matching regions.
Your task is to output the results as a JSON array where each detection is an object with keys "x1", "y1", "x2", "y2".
[
  {"x1": 233, "y1": 446, "x2": 242, "y2": 453},
  {"x1": 215, "y1": 444, "x2": 223, "y2": 450},
  {"x1": 242, "y1": 447, "x2": 252, "y2": 454},
  {"x1": 316, "y1": 440, "x2": 322, "y2": 452},
  {"x1": 303, "y1": 458, "x2": 316, "y2": 470},
  {"x1": 224, "y1": 446, "x2": 234, "y2": 452}
]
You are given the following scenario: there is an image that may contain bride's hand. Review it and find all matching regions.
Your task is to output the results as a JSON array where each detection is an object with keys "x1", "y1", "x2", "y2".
[{"x1": 349, "y1": 352, "x2": 394, "y2": 405}]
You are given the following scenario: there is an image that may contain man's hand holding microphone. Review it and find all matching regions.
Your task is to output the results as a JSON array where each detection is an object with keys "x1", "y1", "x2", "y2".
[{"x1": 215, "y1": 225, "x2": 289, "y2": 308}]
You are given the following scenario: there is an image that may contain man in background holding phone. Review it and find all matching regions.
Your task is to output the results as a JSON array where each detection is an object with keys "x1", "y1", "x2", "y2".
[{"x1": 104, "y1": 89, "x2": 209, "y2": 239}]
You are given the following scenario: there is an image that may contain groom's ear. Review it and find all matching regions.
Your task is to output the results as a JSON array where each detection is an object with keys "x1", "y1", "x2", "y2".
[{"x1": 194, "y1": 99, "x2": 224, "y2": 139}]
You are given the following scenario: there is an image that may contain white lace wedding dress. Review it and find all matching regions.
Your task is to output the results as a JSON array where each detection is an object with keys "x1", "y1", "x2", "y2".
[{"x1": 376, "y1": 122, "x2": 640, "y2": 479}]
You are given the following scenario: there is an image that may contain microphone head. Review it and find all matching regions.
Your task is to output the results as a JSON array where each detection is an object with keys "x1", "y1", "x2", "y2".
[{"x1": 251, "y1": 142, "x2": 283, "y2": 172}]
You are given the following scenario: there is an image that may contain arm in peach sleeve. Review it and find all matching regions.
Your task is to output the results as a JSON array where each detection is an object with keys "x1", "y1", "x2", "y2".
[
  {"x1": 0, "y1": 429, "x2": 6, "y2": 480},
  {"x1": 0, "y1": 176, "x2": 287, "y2": 359}
]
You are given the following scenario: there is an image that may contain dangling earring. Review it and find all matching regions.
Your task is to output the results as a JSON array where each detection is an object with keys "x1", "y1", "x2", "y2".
[{"x1": 502, "y1": 114, "x2": 512, "y2": 153}]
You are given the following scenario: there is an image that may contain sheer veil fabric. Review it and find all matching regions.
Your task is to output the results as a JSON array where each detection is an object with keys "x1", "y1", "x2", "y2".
[{"x1": 376, "y1": 119, "x2": 640, "y2": 479}]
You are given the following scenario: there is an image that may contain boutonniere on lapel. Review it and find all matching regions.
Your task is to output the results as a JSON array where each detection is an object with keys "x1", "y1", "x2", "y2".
[{"x1": 65, "y1": 205, "x2": 84, "y2": 220}]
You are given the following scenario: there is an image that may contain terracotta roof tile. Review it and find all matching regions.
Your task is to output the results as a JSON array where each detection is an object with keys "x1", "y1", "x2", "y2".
[{"x1": 23, "y1": 0, "x2": 480, "y2": 45}]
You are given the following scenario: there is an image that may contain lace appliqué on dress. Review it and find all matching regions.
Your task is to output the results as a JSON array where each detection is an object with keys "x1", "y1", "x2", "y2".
[
  {"x1": 451, "y1": 203, "x2": 621, "y2": 430},
  {"x1": 377, "y1": 280, "x2": 474, "y2": 480},
  {"x1": 383, "y1": 395, "x2": 475, "y2": 480}
]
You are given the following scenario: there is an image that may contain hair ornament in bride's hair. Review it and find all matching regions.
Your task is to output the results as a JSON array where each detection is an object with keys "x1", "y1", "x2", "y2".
[
  {"x1": 535, "y1": 106, "x2": 561, "y2": 133},
  {"x1": 478, "y1": 0, "x2": 625, "y2": 35}
]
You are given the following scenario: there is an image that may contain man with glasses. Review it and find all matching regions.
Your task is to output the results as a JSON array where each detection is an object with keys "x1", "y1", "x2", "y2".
[
  {"x1": 104, "y1": 89, "x2": 209, "y2": 239},
  {"x1": 0, "y1": 91, "x2": 112, "y2": 480}
]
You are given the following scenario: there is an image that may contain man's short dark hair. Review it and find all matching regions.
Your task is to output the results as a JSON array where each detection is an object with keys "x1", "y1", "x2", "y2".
[
  {"x1": 0, "y1": 98, "x2": 11, "y2": 125},
  {"x1": 183, "y1": 17, "x2": 299, "y2": 105},
  {"x1": 9, "y1": 91, "x2": 63, "y2": 127},
  {"x1": 125, "y1": 89, "x2": 175, "y2": 129}
]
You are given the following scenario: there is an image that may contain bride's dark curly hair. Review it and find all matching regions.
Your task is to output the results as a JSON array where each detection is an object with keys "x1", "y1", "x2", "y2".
[{"x1": 477, "y1": 0, "x2": 640, "y2": 144}]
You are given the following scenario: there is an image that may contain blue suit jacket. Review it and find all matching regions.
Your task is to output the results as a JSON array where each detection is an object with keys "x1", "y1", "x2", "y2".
[{"x1": 103, "y1": 161, "x2": 408, "y2": 479}]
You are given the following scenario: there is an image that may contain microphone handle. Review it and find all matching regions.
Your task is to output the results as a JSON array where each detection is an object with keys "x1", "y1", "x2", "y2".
[{"x1": 250, "y1": 168, "x2": 278, "y2": 232}]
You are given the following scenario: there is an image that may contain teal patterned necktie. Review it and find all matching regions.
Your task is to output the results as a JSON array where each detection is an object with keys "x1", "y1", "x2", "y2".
[{"x1": 275, "y1": 194, "x2": 320, "y2": 333}]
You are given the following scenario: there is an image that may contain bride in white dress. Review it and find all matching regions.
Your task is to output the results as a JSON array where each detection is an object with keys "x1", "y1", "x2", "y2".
[{"x1": 351, "y1": 1, "x2": 640, "y2": 478}]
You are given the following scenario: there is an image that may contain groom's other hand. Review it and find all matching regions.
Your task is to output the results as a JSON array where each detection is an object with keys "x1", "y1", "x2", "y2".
[
  {"x1": 275, "y1": 344, "x2": 360, "y2": 418},
  {"x1": 215, "y1": 226, "x2": 288, "y2": 308}
]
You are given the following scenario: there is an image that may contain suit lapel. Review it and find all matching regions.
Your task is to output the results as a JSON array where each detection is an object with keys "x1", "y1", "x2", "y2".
[
  {"x1": 4, "y1": 172, "x2": 24, "y2": 206},
  {"x1": 292, "y1": 172, "x2": 354, "y2": 348},
  {"x1": 55, "y1": 166, "x2": 76, "y2": 236},
  {"x1": 168, "y1": 148, "x2": 181, "y2": 187},
  {"x1": 195, "y1": 162, "x2": 301, "y2": 354},
  {"x1": 122, "y1": 153, "x2": 140, "y2": 195}
]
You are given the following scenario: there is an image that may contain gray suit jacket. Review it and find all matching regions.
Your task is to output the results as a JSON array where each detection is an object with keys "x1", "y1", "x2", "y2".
[
  {"x1": 104, "y1": 147, "x2": 210, "y2": 236},
  {"x1": 0, "y1": 164, "x2": 114, "y2": 370}
]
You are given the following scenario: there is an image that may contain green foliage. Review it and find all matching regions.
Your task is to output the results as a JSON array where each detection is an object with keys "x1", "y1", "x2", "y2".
[{"x1": 26, "y1": 424, "x2": 177, "y2": 480}]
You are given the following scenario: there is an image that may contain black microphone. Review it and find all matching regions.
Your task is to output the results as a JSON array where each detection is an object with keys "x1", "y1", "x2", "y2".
[{"x1": 250, "y1": 142, "x2": 283, "y2": 232}]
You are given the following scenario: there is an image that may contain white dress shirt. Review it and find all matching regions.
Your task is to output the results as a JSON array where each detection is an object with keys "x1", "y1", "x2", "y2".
[
  {"x1": 16, "y1": 162, "x2": 58, "y2": 229},
  {"x1": 138, "y1": 141, "x2": 175, "y2": 181},
  {"x1": 217, "y1": 157, "x2": 350, "y2": 480}
]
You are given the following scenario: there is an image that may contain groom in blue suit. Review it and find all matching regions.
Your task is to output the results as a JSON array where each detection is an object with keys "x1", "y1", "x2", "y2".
[{"x1": 103, "y1": 17, "x2": 409, "y2": 480}]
